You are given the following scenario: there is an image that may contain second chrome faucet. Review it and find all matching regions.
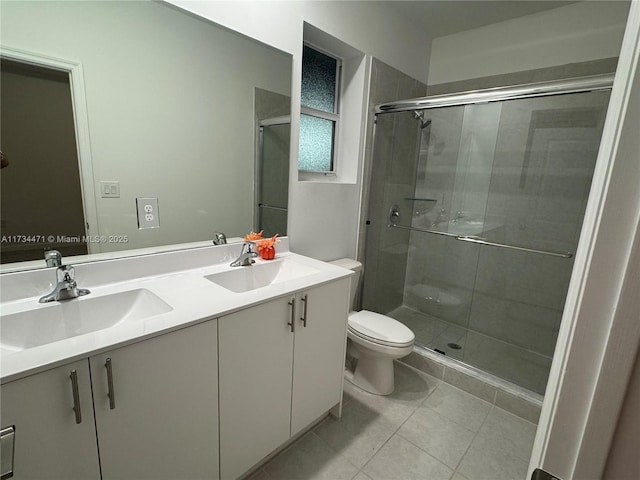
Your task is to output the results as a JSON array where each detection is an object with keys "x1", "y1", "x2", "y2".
[{"x1": 39, "y1": 265, "x2": 91, "y2": 303}]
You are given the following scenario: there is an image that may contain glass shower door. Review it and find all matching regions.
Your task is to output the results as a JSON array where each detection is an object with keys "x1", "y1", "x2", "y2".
[
  {"x1": 363, "y1": 89, "x2": 610, "y2": 394},
  {"x1": 257, "y1": 122, "x2": 290, "y2": 237}
]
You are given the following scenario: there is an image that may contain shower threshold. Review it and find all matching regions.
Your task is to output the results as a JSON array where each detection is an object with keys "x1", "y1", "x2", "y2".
[{"x1": 388, "y1": 305, "x2": 551, "y2": 397}]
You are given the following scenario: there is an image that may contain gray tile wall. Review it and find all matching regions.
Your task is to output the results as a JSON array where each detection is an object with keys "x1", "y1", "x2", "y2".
[
  {"x1": 360, "y1": 59, "x2": 426, "y2": 312},
  {"x1": 401, "y1": 81, "x2": 610, "y2": 368},
  {"x1": 467, "y1": 91, "x2": 610, "y2": 357}
]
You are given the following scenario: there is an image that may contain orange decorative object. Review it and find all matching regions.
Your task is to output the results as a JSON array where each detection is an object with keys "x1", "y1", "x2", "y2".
[
  {"x1": 243, "y1": 231, "x2": 280, "y2": 260},
  {"x1": 255, "y1": 233, "x2": 279, "y2": 261},
  {"x1": 244, "y1": 230, "x2": 264, "y2": 242},
  {"x1": 260, "y1": 246, "x2": 275, "y2": 260}
]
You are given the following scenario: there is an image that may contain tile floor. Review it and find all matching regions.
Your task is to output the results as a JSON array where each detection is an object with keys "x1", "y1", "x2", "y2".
[
  {"x1": 388, "y1": 306, "x2": 552, "y2": 394},
  {"x1": 248, "y1": 362, "x2": 537, "y2": 480}
]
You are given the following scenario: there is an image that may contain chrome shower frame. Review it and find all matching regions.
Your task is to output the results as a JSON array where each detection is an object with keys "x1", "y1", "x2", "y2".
[{"x1": 376, "y1": 73, "x2": 614, "y2": 114}]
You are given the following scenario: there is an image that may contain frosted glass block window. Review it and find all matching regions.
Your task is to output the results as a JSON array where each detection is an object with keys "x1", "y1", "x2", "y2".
[
  {"x1": 299, "y1": 114, "x2": 335, "y2": 171},
  {"x1": 299, "y1": 44, "x2": 340, "y2": 173},
  {"x1": 302, "y1": 46, "x2": 337, "y2": 113}
]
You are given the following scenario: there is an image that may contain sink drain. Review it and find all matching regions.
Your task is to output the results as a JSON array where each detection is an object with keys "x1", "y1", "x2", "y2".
[{"x1": 447, "y1": 342, "x2": 462, "y2": 350}]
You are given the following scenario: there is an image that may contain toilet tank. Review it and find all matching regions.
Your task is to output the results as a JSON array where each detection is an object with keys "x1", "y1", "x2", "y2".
[{"x1": 329, "y1": 258, "x2": 362, "y2": 309}]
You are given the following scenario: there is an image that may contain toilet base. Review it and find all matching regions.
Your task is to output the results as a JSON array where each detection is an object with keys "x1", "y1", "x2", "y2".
[{"x1": 347, "y1": 353, "x2": 395, "y2": 395}]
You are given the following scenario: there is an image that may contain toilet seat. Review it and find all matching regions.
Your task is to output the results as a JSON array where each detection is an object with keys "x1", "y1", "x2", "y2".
[{"x1": 348, "y1": 310, "x2": 414, "y2": 348}]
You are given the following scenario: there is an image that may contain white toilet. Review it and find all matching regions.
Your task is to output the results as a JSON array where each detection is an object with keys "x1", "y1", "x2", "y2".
[{"x1": 331, "y1": 258, "x2": 415, "y2": 395}]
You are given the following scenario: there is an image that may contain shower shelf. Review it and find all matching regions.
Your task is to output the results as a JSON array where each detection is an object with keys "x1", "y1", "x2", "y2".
[{"x1": 389, "y1": 223, "x2": 573, "y2": 259}]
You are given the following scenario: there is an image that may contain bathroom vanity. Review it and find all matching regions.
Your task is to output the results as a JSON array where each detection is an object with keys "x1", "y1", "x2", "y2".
[{"x1": 0, "y1": 239, "x2": 352, "y2": 480}]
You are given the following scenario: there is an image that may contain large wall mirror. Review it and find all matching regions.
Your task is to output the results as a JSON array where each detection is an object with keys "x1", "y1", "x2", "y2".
[{"x1": 0, "y1": 0, "x2": 292, "y2": 269}]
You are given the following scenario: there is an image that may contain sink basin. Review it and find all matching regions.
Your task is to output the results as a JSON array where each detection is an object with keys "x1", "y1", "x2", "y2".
[
  {"x1": 205, "y1": 259, "x2": 319, "y2": 293},
  {"x1": 1, "y1": 289, "x2": 172, "y2": 352}
]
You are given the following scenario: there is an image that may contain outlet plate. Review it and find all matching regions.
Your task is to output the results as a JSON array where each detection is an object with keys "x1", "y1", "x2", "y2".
[
  {"x1": 136, "y1": 197, "x2": 160, "y2": 229},
  {"x1": 100, "y1": 181, "x2": 120, "y2": 198}
]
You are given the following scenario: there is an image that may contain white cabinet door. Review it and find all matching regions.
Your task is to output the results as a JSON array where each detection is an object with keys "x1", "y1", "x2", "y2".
[
  {"x1": 291, "y1": 279, "x2": 349, "y2": 436},
  {"x1": 218, "y1": 296, "x2": 295, "y2": 480},
  {"x1": 90, "y1": 320, "x2": 219, "y2": 480},
  {"x1": 0, "y1": 359, "x2": 100, "y2": 480}
]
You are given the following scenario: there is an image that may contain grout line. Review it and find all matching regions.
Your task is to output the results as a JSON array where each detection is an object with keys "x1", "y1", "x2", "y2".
[
  {"x1": 491, "y1": 403, "x2": 539, "y2": 427},
  {"x1": 395, "y1": 430, "x2": 458, "y2": 475},
  {"x1": 266, "y1": 363, "x2": 533, "y2": 480},
  {"x1": 308, "y1": 425, "x2": 363, "y2": 476},
  {"x1": 451, "y1": 404, "x2": 493, "y2": 474},
  {"x1": 358, "y1": 368, "x2": 443, "y2": 474},
  {"x1": 399, "y1": 384, "x2": 482, "y2": 474}
]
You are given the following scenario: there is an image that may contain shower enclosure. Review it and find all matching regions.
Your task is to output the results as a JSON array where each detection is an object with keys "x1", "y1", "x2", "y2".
[
  {"x1": 363, "y1": 75, "x2": 613, "y2": 395},
  {"x1": 256, "y1": 118, "x2": 290, "y2": 237}
]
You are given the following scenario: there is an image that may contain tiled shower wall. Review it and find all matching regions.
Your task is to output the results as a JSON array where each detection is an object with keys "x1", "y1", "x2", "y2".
[
  {"x1": 403, "y1": 90, "x2": 610, "y2": 363},
  {"x1": 359, "y1": 59, "x2": 426, "y2": 312},
  {"x1": 360, "y1": 59, "x2": 615, "y2": 393}
]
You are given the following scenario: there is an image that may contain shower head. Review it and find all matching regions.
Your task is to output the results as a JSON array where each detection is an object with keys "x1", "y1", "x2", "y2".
[{"x1": 413, "y1": 111, "x2": 431, "y2": 129}]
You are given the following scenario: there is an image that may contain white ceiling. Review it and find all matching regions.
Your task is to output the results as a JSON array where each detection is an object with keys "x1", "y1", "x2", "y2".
[{"x1": 380, "y1": 1, "x2": 577, "y2": 38}]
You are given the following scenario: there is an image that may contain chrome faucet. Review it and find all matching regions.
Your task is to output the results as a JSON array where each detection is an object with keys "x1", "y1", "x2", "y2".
[
  {"x1": 213, "y1": 232, "x2": 227, "y2": 245},
  {"x1": 44, "y1": 250, "x2": 62, "y2": 268},
  {"x1": 39, "y1": 265, "x2": 90, "y2": 303},
  {"x1": 230, "y1": 241, "x2": 257, "y2": 267}
]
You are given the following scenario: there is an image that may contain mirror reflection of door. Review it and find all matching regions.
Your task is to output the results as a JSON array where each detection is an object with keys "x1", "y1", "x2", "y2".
[
  {"x1": 1, "y1": 58, "x2": 87, "y2": 263},
  {"x1": 257, "y1": 119, "x2": 290, "y2": 237}
]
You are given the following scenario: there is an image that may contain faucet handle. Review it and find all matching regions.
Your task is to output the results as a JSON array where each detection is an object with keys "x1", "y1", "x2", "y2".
[
  {"x1": 241, "y1": 241, "x2": 257, "y2": 255},
  {"x1": 56, "y1": 265, "x2": 76, "y2": 284}
]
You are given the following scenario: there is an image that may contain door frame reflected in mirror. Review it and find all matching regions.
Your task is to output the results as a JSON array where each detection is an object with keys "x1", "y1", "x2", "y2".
[{"x1": 1, "y1": 46, "x2": 99, "y2": 257}]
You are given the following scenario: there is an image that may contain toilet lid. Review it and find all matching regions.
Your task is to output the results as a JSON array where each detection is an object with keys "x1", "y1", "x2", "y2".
[{"x1": 348, "y1": 310, "x2": 415, "y2": 347}]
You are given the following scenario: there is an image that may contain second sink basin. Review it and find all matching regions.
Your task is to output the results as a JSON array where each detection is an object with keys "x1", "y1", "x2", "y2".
[
  {"x1": 205, "y1": 258, "x2": 319, "y2": 293},
  {"x1": 1, "y1": 288, "x2": 173, "y2": 352}
]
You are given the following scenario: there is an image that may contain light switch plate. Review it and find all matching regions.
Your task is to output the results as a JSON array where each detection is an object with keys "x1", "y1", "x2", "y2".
[
  {"x1": 100, "y1": 181, "x2": 120, "y2": 198},
  {"x1": 136, "y1": 197, "x2": 160, "y2": 229}
]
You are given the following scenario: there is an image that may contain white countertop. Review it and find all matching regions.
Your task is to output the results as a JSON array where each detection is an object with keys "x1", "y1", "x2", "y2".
[{"x1": 0, "y1": 241, "x2": 352, "y2": 384}]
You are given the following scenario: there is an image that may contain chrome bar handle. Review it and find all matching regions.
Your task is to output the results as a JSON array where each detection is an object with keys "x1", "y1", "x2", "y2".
[
  {"x1": 456, "y1": 235, "x2": 573, "y2": 259},
  {"x1": 287, "y1": 298, "x2": 296, "y2": 333},
  {"x1": 70, "y1": 370, "x2": 82, "y2": 424},
  {"x1": 105, "y1": 358, "x2": 116, "y2": 410},
  {"x1": 389, "y1": 223, "x2": 573, "y2": 258},
  {"x1": 300, "y1": 294, "x2": 308, "y2": 327},
  {"x1": 390, "y1": 222, "x2": 460, "y2": 239}
]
